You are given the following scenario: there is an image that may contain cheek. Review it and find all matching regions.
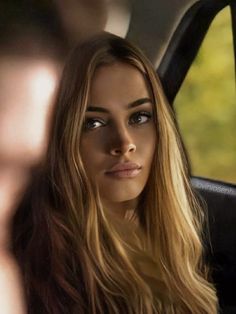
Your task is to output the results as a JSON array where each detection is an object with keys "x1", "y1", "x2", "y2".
[
  {"x1": 80, "y1": 129, "x2": 108, "y2": 157},
  {"x1": 80, "y1": 135, "x2": 102, "y2": 176},
  {"x1": 137, "y1": 126, "x2": 157, "y2": 159},
  {"x1": 80, "y1": 141, "x2": 92, "y2": 169},
  {"x1": 149, "y1": 131, "x2": 157, "y2": 156}
]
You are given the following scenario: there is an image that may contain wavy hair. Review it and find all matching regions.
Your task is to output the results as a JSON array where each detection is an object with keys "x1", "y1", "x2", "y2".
[{"x1": 12, "y1": 32, "x2": 218, "y2": 313}]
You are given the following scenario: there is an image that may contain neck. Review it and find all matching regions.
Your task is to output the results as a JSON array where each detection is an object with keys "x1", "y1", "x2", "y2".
[
  {"x1": 0, "y1": 164, "x2": 31, "y2": 252},
  {"x1": 102, "y1": 198, "x2": 138, "y2": 220}
]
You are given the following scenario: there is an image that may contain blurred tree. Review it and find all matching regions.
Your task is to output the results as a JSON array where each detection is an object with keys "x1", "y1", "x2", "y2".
[{"x1": 175, "y1": 6, "x2": 236, "y2": 183}]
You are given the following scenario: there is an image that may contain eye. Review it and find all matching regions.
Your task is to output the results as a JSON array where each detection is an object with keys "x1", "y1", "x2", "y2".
[
  {"x1": 83, "y1": 118, "x2": 105, "y2": 130},
  {"x1": 129, "y1": 111, "x2": 153, "y2": 125}
]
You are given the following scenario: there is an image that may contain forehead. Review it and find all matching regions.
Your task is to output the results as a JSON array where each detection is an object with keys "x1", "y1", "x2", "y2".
[{"x1": 89, "y1": 61, "x2": 151, "y2": 105}]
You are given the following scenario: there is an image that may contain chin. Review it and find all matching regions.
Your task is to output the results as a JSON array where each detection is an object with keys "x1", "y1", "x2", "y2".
[{"x1": 101, "y1": 187, "x2": 143, "y2": 203}]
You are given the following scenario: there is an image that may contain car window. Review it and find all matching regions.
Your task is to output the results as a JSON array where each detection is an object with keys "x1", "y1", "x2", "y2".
[{"x1": 174, "y1": 6, "x2": 236, "y2": 183}]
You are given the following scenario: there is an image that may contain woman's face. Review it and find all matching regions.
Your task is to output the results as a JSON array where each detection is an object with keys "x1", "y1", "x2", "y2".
[{"x1": 80, "y1": 61, "x2": 156, "y2": 215}]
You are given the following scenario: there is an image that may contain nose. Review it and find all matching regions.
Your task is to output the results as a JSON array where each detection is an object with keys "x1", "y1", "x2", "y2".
[
  {"x1": 110, "y1": 143, "x2": 136, "y2": 156},
  {"x1": 109, "y1": 126, "x2": 136, "y2": 156}
]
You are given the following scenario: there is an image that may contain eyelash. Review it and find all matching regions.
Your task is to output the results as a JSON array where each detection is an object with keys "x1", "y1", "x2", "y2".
[{"x1": 83, "y1": 111, "x2": 153, "y2": 131}]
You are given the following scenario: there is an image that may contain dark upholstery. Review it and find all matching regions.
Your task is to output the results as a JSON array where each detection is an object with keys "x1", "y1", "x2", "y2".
[{"x1": 191, "y1": 176, "x2": 236, "y2": 313}]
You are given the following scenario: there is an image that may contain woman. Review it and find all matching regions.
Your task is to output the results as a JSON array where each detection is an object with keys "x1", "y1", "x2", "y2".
[{"x1": 12, "y1": 32, "x2": 218, "y2": 313}]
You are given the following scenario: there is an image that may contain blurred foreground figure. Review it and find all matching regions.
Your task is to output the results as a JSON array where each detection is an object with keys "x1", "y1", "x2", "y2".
[
  {"x1": 0, "y1": 1, "x2": 108, "y2": 312},
  {"x1": 0, "y1": 0, "x2": 108, "y2": 245},
  {"x1": 0, "y1": 61, "x2": 60, "y2": 313},
  {"x1": 0, "y1": 57, "x2": 59, "y2": 228},
  {"x1": 0, "y1": 32, "x2": 62, "y2": 314}
]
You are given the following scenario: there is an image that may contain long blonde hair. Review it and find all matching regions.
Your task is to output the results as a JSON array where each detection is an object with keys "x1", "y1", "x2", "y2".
[{"x1": 13, "y1": 32, "x2": 218, "y2": 313}]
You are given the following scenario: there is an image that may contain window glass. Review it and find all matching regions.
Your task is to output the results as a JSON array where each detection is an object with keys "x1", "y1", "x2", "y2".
[{"x1": 174, "y1": 6, "x2": 236, "y2": 183}]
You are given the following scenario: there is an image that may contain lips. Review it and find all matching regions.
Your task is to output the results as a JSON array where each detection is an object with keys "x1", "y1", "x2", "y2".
[
  {"x1": 106, "y1": 162, "x2": 141, "y2": 174},
  {"x1": 105, "y1": 162, "x2": 142, "y2": 179}
]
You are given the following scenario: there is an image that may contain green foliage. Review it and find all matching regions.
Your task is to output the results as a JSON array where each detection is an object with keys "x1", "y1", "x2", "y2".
[{"x1": 175, "y1": 7, "x2": 236, "y2": 183}]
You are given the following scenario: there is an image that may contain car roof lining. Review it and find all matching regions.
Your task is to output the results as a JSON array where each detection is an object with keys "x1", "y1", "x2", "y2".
[{"x1": 125, "y1": 0, "x2": 198, "y2": 66}]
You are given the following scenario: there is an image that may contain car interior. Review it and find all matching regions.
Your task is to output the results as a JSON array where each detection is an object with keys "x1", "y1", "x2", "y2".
[
  {"x1": 1, "y1": 0, "x2": 236, "y2": 313},
  {"x1": 155, "y1": 2, "x2": 236, "y2": 313},
  {"x1": 126, "y1": 1, "x2": 236, "y2": 312}
]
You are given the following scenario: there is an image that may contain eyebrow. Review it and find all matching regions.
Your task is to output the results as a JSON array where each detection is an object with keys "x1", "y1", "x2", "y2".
[{"x1": 86, "y1": 97, "x2": 152, "y2": 113}]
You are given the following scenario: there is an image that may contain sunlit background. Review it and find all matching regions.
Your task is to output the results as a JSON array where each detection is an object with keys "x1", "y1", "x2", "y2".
[{"x1": 175, "y1": 6, "x2": 236, "y2": 184}]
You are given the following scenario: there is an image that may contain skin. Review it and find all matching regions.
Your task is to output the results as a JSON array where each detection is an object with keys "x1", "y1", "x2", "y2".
[
  {"x1": 0, "y1": 57, "x2": 60, "y2": 241},
  {"x1": 0, "y1": 56, "x2": 60, "y2": 313},
  {"x1": 0, "y1": 57, "x2": 59, "y2": 168},
  {"x1": 80, "y1": 62, "x2": 157, "y2": 219}
]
